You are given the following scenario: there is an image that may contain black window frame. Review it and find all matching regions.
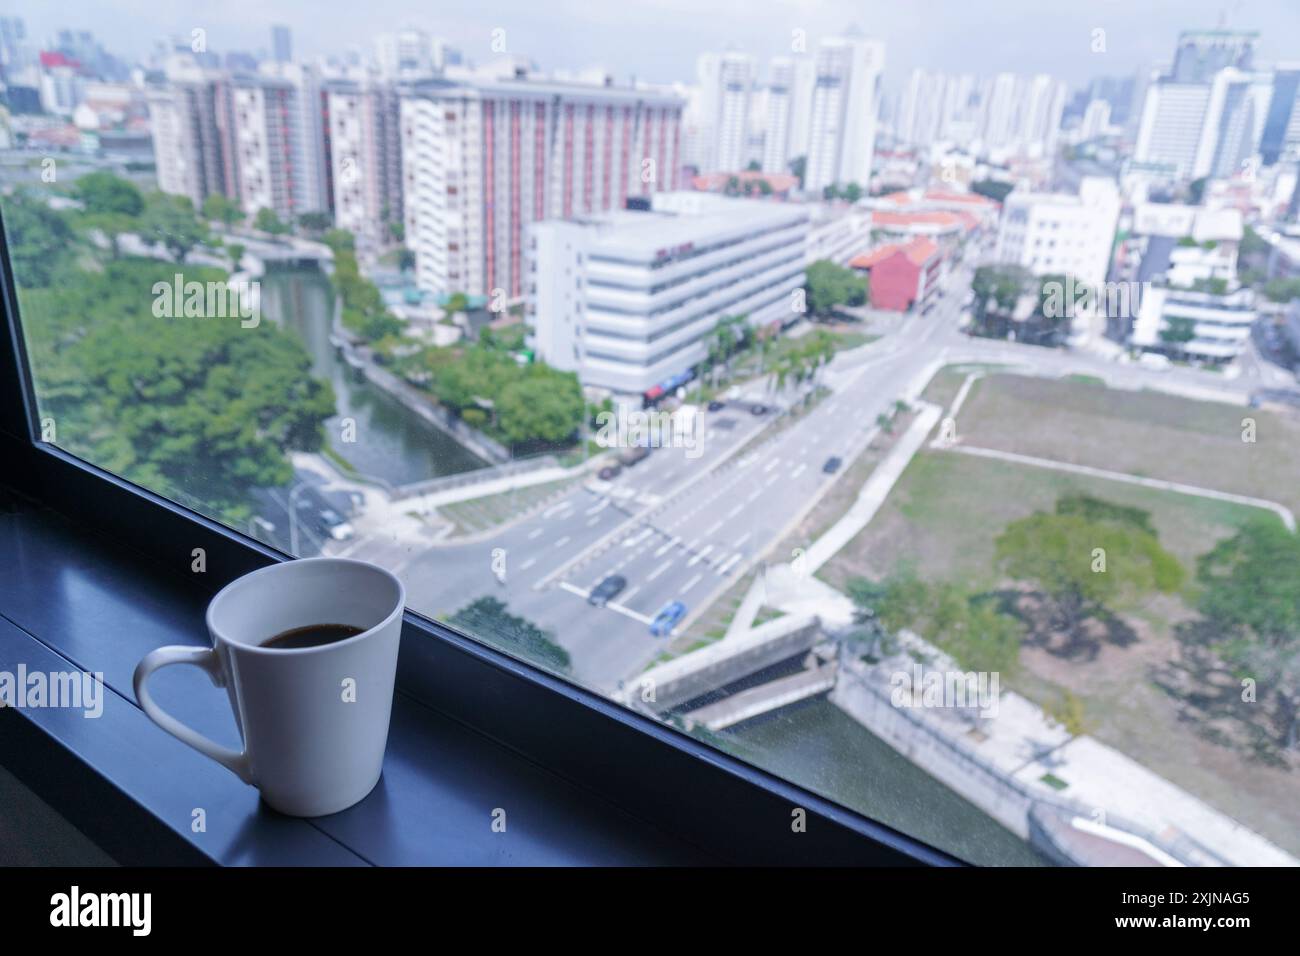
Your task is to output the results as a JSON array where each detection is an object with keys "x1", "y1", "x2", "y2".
[{"x1": 0, "y1": 202, "x2": 959, "y2": 866}]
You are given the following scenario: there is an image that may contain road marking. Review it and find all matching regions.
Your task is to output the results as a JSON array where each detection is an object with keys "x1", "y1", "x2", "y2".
[
  {"x1": 681, "y1": 573, "x2": 703, "y2": 594},
  {"x1": 647, "y1": 558, "x2": 674, "y2": 582},
  {"x1": 765, "y1": 473, "x2": 781, "y2": 487},
  {"x1": 791, "y1": 463, "x2": 807, "y2": 479},
  {"x1": 607, "y1": 602, "x2": 654, "y2": 625},
  {"x1": 543, "y1": 501, "x2": 573, "y2": 519},
  {"x1": 520, "y1": 556, "x2": 537, "y2": 571},
  {"x1": 620, "y1": 584, "x2": 642, "y2": 603},
  {"x1": 716, "y1": 553, "x2": 742, "y2": 576},
  {"x1": 586, "y1": 516, "x2": 601, "y2": 527},
  {"x1": 763, "y1": 458, "x2": 781, "y2": 473},
  {"x1": 554, "y1": 536, "x2": 571, "y2": 548},
  {"x1": 726, "y1": 503, "x2": 744, "y2": 519},
  {"x1": 734, "y1": 531, "x2": 751, "y2": 547},
  {"x1": 527, "y1": 528, "x2": 544, "y2": 540},
  {"x1": 623, "y1": 527, "x2": 653, "y2": 548},
  {"x1": 706, "y1": 519, "x2": 724, "y2": 535},
  {"x1": 653, "y1": 537, "x2": 678, "y2": 557},
  {"x1": 687, "y1": 545, "x2": 713, "y2": 567},
  {"x1": 585, "y1": 499, "x2": 610, "y2": 516},
  {"x1": 747, "y1": 490, "x2": 761, "y2": 503},
  {"x1": 559, "y1": 581, "x2": 590, "y2": 598}
]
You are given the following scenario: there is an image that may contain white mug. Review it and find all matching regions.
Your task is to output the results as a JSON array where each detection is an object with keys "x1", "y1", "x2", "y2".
[{"x1": 132, "y1": 558, "x2": 405, "y2": 817}]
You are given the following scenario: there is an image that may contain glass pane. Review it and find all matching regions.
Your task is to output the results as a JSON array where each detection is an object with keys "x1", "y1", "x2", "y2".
[{"x1": 3, "y1": 7, "x2": 1298, "y2": 867}]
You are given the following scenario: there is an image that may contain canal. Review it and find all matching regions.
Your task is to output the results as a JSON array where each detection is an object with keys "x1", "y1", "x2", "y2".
[
  {"x1": 260, "y1": 266, "x2": 486, "y2": 485},
  {"x1": 724, "y1": 699, "x2": 1050, "y2": 865}
]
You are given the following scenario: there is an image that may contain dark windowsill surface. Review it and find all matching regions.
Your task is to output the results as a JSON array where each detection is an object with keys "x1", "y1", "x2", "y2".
[{"x1": 0, "y1": 505, "x2": 714, "y2": 865}]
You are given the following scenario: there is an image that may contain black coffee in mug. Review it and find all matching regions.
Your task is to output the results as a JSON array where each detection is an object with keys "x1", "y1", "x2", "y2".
[{"x1": 261, "y1": 623, "x2": 365, "y2": 650}]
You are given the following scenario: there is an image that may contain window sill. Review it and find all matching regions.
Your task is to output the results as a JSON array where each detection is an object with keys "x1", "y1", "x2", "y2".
[{"x1": 0, "y1": 506, "x2": 711, "y2": 865}]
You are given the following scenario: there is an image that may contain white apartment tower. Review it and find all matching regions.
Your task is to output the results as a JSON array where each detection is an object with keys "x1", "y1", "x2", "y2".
[
  {"x1": 762, "y1": 55, "x2": 814, "y2": 174},
  {"x1": 230, "y1": 64, "x2": 330, "y2": 222},
  {"x1": 325, "y1": 77, "x2": 404, "y2": 251},
  {"x1": 696, "y1": 51, "x2": 755, "y2": 173},
  {"x1": 805, "y1": 34, "x2": 885, "y2": 193},
  {"x1": 401, "y1": 77, "x2": 683, "y2": 300}
]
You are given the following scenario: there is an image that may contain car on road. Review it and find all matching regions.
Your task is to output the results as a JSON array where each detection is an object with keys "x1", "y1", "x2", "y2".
[
  {"x1": 822, "y1": 456, "x2": 842, "y2": 474},
  {"x1": 597, "y1": 464, "x2": 622, "y2": 481},
  {"x1": 618, "y1": 446, "x2": 650, "y2": 467},
  {"x1": 649, "y1": 600, "x2": 687, "y2": 637},
  {"x1": 707, "y1": 400, "x2": 726, "y2": 412},
  {"x1": 750, "y1": 403, "x2": 769, "y2": 416},
  {"x1": 588, "y1": 574, "x2": 628, "y2": 607}
]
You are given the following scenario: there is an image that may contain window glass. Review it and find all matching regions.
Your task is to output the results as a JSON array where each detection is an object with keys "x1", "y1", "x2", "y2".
[{"x1": 3, "y1": 5, "x2": 1298, "y2": 867}]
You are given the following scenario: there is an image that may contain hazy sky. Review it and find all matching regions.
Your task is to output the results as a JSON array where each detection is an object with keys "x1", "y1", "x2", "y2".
[{"x1": 7, "y1": 0, "x2": 1300, "y2": 91}]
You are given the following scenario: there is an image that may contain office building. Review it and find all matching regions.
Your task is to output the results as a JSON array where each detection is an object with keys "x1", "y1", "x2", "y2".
[
  {"x1": 526, "y1": 192, "x2": 808, "y2": 396},
  {"x1": 271, "y1": 25, "x2": 291, "y2": 64}
]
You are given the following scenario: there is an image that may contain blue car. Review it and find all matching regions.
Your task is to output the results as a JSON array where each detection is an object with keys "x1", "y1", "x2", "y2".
[{"x1": 650, "y1": 601, "x2": 687, "y2": 637}]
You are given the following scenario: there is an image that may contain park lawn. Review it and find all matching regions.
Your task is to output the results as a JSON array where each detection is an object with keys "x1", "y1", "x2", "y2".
[
  {"x1": 438, "y1": 478, "x2": 577, "y2": 536},
  {"x1": 950, "y1": 373, "x2": 1300, "y2": 516},
  {"x1": 817, "y1": 449, "x2": 1270, "y2": 591},
  {"x1": 819, "y1": 448, "x2": 1300, "y2": 854}
]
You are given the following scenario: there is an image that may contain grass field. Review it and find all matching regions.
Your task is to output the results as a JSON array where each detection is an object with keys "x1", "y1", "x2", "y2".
[
  {"x1": 951, "y1": 373, "x2": 1300, "y2": 516},
  {"x1": 816, "y1": 371, "x2": 1300, "y2": 851}
]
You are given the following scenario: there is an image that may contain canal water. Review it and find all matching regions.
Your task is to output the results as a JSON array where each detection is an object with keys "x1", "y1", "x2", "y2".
[
  {"x1": 724, "y1": 699, "x2": 1049, "y2": 865},
  {"x1": 260, "y1": 266, "x2": 486, "y2": 484}
]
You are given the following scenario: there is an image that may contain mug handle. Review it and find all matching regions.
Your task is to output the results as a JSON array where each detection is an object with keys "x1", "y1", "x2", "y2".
[{"x1": 132, "y1": 646, "x2": 253, "y2": 784}]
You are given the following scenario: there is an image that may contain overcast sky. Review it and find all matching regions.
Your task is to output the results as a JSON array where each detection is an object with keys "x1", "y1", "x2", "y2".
[{"x1": 7, "y1": 0, "x2": 1300, "y2": 92}]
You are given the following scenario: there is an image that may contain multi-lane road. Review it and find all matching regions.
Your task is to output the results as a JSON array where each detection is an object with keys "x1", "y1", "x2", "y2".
[{"x1": 337, "y1": 255, "x2": 1294, "y2": 695}]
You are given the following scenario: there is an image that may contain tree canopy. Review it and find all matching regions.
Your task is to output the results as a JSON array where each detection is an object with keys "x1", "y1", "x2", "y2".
[
  {"x1": 805, "y1": 259, "x2": 868, "y2": 317},
  {"x1": 1196, "y1": 519, "x2": 1300, "y2": 749},
  {"x1": 448, "y1": 597, "x2": 571, "y2": 673}
]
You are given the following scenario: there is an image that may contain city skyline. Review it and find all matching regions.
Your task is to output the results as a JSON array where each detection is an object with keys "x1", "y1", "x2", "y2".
[{"x1": 9, "y1": 0, "x2": 1300, "y2": 91}]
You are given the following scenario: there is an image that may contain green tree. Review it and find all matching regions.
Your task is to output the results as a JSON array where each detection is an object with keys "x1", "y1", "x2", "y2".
[
  {"x1": 805, "y1": 259, "x2": 868, "y2": 318},
  {"x1": 496, "y1": 369, "x2": 584, "y2": 446},
  {"x1": 995, "y1": 504, "x2": 1184, "y2": 636},
  {"x1": 2, "y1": 190, "x2": 75, "y2": 286},
  {"x1": 201, "y1": 193, "x2": 245, "y2": 228},
  {"x1": 788, "y1": 155, "x2": 806, "y2": 188},
  {"x1": 226, "y1": 241, "x2": 245, "y2": 270},
  {"x1": 254, "y1": 206, "x2": 288, "y2": 237},
  {"x1": 448, "y1": 597, "x2": 571, "y2": 672},
  {"x1": 1196, "y1": 519, "x2": 1300, "y2": 749},
  {"x1": 74, "y1": 171, "x2": 144, "y2": 218},
  {"x1": 140, "y1": 193, "x2": 210, "y2": 262},
  {"x1": 297, "y1": 211, "x2": 332, "y2": 234},
  {"x1": 970, "y1": 179, "x2": 1014, "y2": 203},
  {"x1": 842, "y1": 182, "x2": 863, "y2": 203},
  {"x1": 847, "y1": 569, "x2": 1023, "y2": 674},
  {"x1": 18, "y1": 258, "x2": 334, "y2": 523}
]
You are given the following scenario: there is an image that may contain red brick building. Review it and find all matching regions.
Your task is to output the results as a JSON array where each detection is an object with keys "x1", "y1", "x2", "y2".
[{"x1": 849, "y1": 237, "x2": 944, "y2": 313}]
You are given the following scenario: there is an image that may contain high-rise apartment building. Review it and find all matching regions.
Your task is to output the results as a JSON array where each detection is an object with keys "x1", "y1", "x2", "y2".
[
  {"x1": 695, "y1": 51, "x2": 755, "y2": 173},
  {"x1": 230, "y1": 64, "x2": 330, "y2": 222},
  {"x1": 325, "y1": 75, "x2": 404, "y2": 251},
  {"x1": 762, "y1": 55, "x2": 814, "y2": 174},
  {"x1": 271, "y1": 24, "x2": 292, "y2": 64},
  {"x1": 805, "y1": 33, "x2": 885, "y2": 192},
  {"x1": 401, "y1": 76, "x2": 683, "y2": 300},
  {"x1": 146, "y1": 61, "x2": 238, "y2": 210}
]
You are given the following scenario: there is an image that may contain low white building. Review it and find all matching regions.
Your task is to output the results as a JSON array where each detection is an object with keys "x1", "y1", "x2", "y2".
[
  {"x1": 526, "y1": 192, "x2": 808, "y2": 398},
  {"x1": 994, "y1": 176, "x2": 1121, "y2": 289},
  {"x1": 1129, "y1": 206, "x2": 1255, "y2": 363},
  {"x1": 994, "y1": 176, "x2": 1121, "y2": 345}
]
